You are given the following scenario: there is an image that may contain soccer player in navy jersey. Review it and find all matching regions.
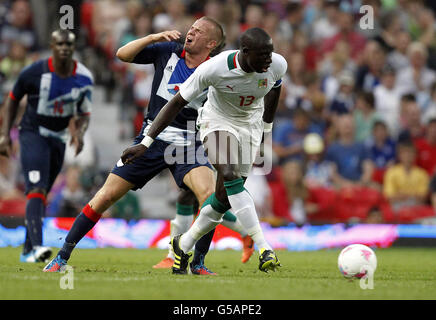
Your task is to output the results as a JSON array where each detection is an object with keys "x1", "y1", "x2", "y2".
[
  {"x1": 44, "y1": 17, "x2": 253, "y2": 274},
  {"x1": 0, "y1": 29, "x2": 93, "y2": 263}
]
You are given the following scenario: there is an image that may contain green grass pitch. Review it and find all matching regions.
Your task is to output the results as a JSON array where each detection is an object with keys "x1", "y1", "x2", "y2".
[{"x1": 1, "y1": 247, "x2": 436, "y2": 300}]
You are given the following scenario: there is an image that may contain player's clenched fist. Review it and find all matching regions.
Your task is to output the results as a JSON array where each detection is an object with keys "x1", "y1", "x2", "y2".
[{"x1": 121, "y1": 144, "x2": 147, "y2": 164}]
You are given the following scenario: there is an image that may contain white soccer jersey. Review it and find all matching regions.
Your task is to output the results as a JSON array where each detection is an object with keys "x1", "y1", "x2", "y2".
[{"x1": 179, "y1": 50, "x2": 287, "y2": 124}]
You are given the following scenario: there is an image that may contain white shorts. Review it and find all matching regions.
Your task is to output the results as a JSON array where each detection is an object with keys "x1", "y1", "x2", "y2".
[{"x1": 197, "y1": 107, "x2": 263, "y2": 177}]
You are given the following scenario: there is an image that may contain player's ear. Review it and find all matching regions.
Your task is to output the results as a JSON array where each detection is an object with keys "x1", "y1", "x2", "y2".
[{"x1": 208, "y1": 39, "x2": 217, "y2": 50}]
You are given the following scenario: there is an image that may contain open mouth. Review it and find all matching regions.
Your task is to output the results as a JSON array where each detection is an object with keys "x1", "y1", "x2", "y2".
[{"x1": 186, "y1": 37, "x2": 193, "y2": 44}]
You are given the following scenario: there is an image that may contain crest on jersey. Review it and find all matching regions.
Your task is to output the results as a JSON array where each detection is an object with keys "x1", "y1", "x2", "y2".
[
  {"x1": 258, "y1": 79, "x2": 268, "y2": 88},
  {"x1": 167, "y1": 84, "x2": 180, "y2": 96},
  {"x1": 28, "y1": 170, "x2": 41, "y2": 184}
]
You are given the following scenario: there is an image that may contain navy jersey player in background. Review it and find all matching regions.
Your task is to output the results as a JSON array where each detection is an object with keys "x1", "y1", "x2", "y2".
[
  {"x1": 44, "y1": 17, "x2": 253, "y2": 274},
  {"x1": 0, "y1": 29, "x2": 93, "y2": 263}
]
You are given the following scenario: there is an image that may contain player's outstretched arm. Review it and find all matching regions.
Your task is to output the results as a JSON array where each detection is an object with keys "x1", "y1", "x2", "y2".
[
  {"x1": 116, "y1": 30, "x2": 182, "y2": 62},
  {"x1": 0, "y1": 95, "x2": 20, "y2": 157},
  {"x1": 70, "y1": 114, "x2": 90, "y2": 156},
  {"x1": 121, "y1": 93, "x2": 188, "y2": 164}
]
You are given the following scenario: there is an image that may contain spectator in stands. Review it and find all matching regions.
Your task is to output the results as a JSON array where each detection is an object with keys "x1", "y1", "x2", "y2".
[
  {"x1": 383, "y1": 141, "x2": 430, "y2": 211},
  {"x1": 273, "y1": 107, "x2": 321, "y2": 225},
  {"x1": 366, "y1": 120, "x2": 396, "y2": 184},
  {"x1": 303, "y1": 133, "x2": 333, "y2": 188},
  {"x1": 240, "y1": 3, "x2": 264, "y2": 32},
  {"x1": 421, "y1": 82, "x2": 436, "y2": 124},
  {"x1": 153, "y1": 0, "x2": 193, "y2": 33},
  {"x1": 386, "y1": 31, "x2": 411, "y2": 72},
  {"x1": 374, "y1": 9, "x2": 403, "y2": 53},
  {"x1": 303, "y1": 73, "x2": 327, "y2": 134},
  {"x1": 398, "y1": 94, "x2": 425, "y2": 143},
  {"x1": 0, "y1": 41, "x2": 32, "y2": 92},
  {"x1": 325, "y1": 114, "x2": 374, "y2": 189},
  {"x1": 319, "y1": 41, "x2": 355, "y2": 103},
  {"x1": 311, "y1": 0, "x2": 340, "y2": 44},
  {"x1": 0, "y1": 0, "x2": 37, "y2": 58},
  {"x1": 319, "y1": 9, "x2": 366, "y2": 62},
  {"x1": 283, "y1": 51, "x2": 306, "y2": 110},
  {"x1": 395, "y1": 42, "x2": 436, "y2": 98},
  {"x1": 273, "y1": 107, "x2": 321, "y2": 166},
  {"x1": 353, "y1": 91, "x2": 380, "y2": 143},
  {"x1": 328, "y1": 70, "x2": 355, "y2": 116},
  {"x1": 219, "y1": 1, "x2": 242, "y2": 49},
  {"x1": 374, "y1": 64, "x2": 401, "y2": 137},
  {"x1": 277, "y1": 0, "x2": 305, "y2": 42},
  {"x1": 415, "y1": 118, "x2": 436, "y2": 176},
  {"x1": 409, "y1": 6, "x2": 436, "y2": 70},
  {"x1": 355, "y1": 40, "x2": 386, "y2": 93}
]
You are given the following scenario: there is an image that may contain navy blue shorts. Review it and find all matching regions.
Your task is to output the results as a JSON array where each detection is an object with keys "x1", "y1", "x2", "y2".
[
  {"x1": 111, "y1": 136, "x2": 211, "y2": 190},
  {"x1": 19, "y1": 130, "x2": 65, "y2": 194}
]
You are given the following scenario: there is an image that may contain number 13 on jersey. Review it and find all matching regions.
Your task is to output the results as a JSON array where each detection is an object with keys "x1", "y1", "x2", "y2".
[{"x1": 239, "y1": 95, "x2": 255, "y2": 107}]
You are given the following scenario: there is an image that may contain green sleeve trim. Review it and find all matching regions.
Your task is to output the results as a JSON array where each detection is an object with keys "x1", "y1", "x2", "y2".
[{"x1": 227, "y1": 52, "x2": 237, "y2": 70}]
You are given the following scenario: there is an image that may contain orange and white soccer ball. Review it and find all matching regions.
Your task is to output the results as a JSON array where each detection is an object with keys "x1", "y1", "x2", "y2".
[{"x1": 338, "y1": 244, "x2": 377, "y2": 279}]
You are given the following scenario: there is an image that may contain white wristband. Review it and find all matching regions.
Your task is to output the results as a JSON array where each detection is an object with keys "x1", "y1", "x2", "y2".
[
  {"x1": 140, "y1": 135, "x2": 154, "y2": 148},
  {"x1": 263, "y1": 121, "x2": 273, "y2": 133}
]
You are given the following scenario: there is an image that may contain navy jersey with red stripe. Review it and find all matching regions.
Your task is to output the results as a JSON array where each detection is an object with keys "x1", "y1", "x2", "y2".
[
  {"x1": 132, "y1": 41, "x2": 208, "y2": 146},
  {"x1": 11, "y1": 57, "x2": 93, "y2": 143}
]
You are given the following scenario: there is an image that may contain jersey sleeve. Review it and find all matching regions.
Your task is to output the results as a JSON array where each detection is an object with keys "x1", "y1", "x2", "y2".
[
  {"x1": 132, "y1": 42, "x2": 179, "y2": 64},
  {"x1": 179, "y1": 59, "x2": 215, "y2": 103},
  {"x1": 271, "y1": 53, "x2": 288, "y2": 88},
  {"x1": 77, "y1": 85, "x2": 93, "y2": 116},
  {"x1": 10, "y1": 64, "x2": 34, "y2": 101}
]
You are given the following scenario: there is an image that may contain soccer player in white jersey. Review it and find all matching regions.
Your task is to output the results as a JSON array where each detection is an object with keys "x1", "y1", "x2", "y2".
[{"x1": 121, "y1": 28, "x2": 287, "y2": 273}]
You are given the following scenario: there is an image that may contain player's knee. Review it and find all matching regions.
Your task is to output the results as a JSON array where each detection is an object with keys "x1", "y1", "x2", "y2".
[{"x1": 196, "y1": 185, "x2": 214, "y2": 206}]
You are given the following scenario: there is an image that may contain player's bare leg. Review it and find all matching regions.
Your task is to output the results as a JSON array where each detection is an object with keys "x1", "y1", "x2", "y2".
[{"x1": 43, "y1": 174, "x2": 134, "y2": 272}]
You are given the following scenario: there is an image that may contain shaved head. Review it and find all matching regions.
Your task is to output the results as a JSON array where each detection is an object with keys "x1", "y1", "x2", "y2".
[
  {"x1": 50, "y1": 29, "x2": 76, "y2": 66},
  {"x1": 238, "y1": 28, "x2": 273, "y2": 73},
  {"x1": 51, "y1": 29, "x2": 76, "y2": 43},
  {"x1": 240, "y1": 28, "x2": 272, "y2": 50},
  {"x1": 199, "y1": 16, "x2": 225, "y2": 55}
]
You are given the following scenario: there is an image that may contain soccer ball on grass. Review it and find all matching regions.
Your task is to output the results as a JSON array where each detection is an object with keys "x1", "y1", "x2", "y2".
[{"x1": 338, "y1": 244, "x2": 377, "y2": 279}]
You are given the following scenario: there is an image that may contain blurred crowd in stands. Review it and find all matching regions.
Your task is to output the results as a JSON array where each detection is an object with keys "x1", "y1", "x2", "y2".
[{"x1": 2, "y1": 0, "x2": 436, "y2": 225}]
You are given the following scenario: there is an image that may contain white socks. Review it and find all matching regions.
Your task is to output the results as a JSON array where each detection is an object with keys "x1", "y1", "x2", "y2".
[
  {"x1": 221, "y1": 211, "x2": 248, "y2": 237},
  {"x1": 227, "y1": 189, "x2": 272, "y2": 252},
  {"x1": 167, "y1": 214, "x2": 194, "y2": 259},
  {"x1": 179, "y1": 203, "x2": 223, "y2": 253}
]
